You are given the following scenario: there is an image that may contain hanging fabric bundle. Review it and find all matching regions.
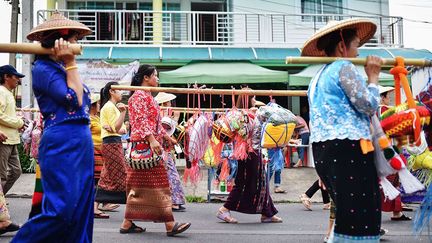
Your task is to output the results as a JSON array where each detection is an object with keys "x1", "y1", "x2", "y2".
[
  {"x1": 371, "y1": 115, "x2": 400, "y2": 200},
  {"x1": 372, "y1": 115, "x2": 423, "y2": 198},
  {"x1": 381, "y1": 57, "x2": 430, "y2": 146}
]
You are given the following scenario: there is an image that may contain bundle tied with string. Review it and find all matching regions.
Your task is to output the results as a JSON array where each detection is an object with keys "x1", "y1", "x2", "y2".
[
  {"x1": 406, "y1": 131, "x2": 432, "y2": 186},
  {"x1": 380, "y1": 57, "x2": 430, "y2": 146},
  {"x1": 371, "y1": 115, "x2": 424, "y2": 200},
  {"x1": 257, "y1": 103, "x2": 297, "y2": 148}
]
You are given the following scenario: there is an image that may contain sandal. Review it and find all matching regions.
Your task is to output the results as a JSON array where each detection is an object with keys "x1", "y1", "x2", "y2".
[
  {"x1": 172, "y1": 205, "x2": 186, "y2": 212},
  {"x1": 261, "y1": 215, "x2": 283, "y2": 223},
  {"x1": 402, "y1": 206, "x2": 414, "y2": 212},
  {"x1": 391, "y1": 214, "x2": 412, "y2": 221},
  {"x1": 299, "y1": 194, "x2": 312, "y2": 211},
  {"x1": 274, "y1": 187, "x2": 287, "y2": 193},
  {"x1": 216, "y1": 210, "x2": 238, "y2": 223},
  {"x1": 0, "y1": 223, "x2": 20, "y2": 235},
  {"x1": 323, "y1": 203, "x2": 331, "y2": 210},
  {"x1": 119, "y1": 223, "x2": 146, "y2": 234},
  {"x1": 94, "y1": 211, "x2": 110, "y2": 219},
  {"x1": 166, "y1": 222, "x2": 191, "y2": 237},
  {"x1": 99, "y1": 203, "x2": 120, "y2": 212}
]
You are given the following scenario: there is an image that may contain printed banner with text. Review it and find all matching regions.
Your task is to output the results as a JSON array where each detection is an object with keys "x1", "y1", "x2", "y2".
[{"x1": 78, "y1": 60, "x2": 140, "y2": 93}]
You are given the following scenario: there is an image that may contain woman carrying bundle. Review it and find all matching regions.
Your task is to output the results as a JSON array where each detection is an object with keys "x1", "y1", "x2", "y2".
[
  {"x1": 216, "y1": 89, "x2": 282, "y2": 224},
  {"x1": 304, "y1": 18, "x2": 382, "y2": 242},
  {"x1": 12, "y1": 12, "x2": 94, "y2": 242},
  {"x1": 122, "y1": 64, "x2": 191, "y2": 236}
]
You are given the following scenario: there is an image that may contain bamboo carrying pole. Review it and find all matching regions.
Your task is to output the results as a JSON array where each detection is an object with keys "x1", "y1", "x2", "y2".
[
  {"x1": 0, "y1": 43, "x2": 83, "y2": 55},
  {"x1": 17, "y1": 107, "x2": 247, "y2": 113},
  {"x1": 162, "y1": 107, "x2": 250, "y2": 112},
  {"x1": 112, "y1": 85, "x2": 307, "y2": 96},
  {"x1": 286, "y1": 56, "x2": 432, "y2": 67}
]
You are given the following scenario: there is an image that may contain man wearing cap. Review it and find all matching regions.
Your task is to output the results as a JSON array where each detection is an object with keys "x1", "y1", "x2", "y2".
[{"x1": 0, "y1": 65, "x2": 26, "y2": 194}]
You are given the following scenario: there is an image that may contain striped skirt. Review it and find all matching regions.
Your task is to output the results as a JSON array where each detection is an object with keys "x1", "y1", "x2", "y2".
[{"x1": 125, "y1": 162, "x2": 174, "y2": 222}]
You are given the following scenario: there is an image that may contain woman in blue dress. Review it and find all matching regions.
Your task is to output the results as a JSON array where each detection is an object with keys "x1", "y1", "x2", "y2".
[{"x1": 12, "y1": 13, "x2": 94, "y2": 243}]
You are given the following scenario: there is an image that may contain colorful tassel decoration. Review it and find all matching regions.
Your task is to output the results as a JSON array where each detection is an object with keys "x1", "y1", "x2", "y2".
[{"x1": 380, "y1": 176, "x2": 400, "y2": 201}]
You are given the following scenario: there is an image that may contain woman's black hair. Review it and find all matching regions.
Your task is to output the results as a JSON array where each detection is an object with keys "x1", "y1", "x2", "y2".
[
  {"x1": 40, "y1": 30, "x2": 80, "y2": 48},
  {"x1": 34, "y1": 30, "x2": 80, "y2": 61},
  {"x1": 380, "y1": 91, "x2": 389, "y2": 99},
  {"x1": 317, "y1": 28, "x2": 357, "y2": 56},
  {"x1": 100, "y1": 81, "x2": 119, "y2": 108},
  {"x1": 130, "y1": 64, "x2": 156, "y2": 96}
]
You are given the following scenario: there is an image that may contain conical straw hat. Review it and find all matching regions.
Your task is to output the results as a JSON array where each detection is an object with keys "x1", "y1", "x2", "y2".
[
  {"x1": 301, "y1": 18, "x2": 377, "y2": 57},
  {"x1": 154, "y1": 92, "x2": 177, "y2": 104},
  {"x1": 27, "y1": 12, "x2": 92, "y2": 41}
]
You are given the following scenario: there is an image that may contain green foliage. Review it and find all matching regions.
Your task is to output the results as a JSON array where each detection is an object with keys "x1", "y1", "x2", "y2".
[
  {"x1": 185, "y1": 195, "x2": 206, "y2": 203},
  {"x1": 17, "y1": 143, "x2": 35, "y2": 173}
]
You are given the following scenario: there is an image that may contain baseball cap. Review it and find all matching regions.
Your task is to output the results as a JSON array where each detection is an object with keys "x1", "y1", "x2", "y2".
[{"x1": 0, "y1": 65, "x2": 25, "y2": 78}]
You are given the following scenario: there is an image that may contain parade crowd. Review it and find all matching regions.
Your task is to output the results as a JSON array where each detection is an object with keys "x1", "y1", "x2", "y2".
[{"x1": 0, "y1": 12, "x2": 425, "y2": 243}]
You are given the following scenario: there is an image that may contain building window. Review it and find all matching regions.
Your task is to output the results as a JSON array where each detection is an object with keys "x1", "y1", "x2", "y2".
[{"x1": 301, "y1": 0, "x2": 343, "y2": 22}]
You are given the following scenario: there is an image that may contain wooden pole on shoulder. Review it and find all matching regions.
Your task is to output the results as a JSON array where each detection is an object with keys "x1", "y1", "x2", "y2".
[
  {"x1": 0, "y1": 43, "x2": 82, "y2": 55},
  {"x1": 286, "y1": 56, "x2": 432, "y2": 67}
]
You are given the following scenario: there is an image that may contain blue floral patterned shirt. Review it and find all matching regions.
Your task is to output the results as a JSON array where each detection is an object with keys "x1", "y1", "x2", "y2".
[
  {"x1": 32, "y1": 59, "x2": 91, "y2": 130},
  {"x1": 307, "y1": 60, "x2": 379, "y2": 143}
]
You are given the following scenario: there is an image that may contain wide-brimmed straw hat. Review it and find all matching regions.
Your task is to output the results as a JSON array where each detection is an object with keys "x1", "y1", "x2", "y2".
[
  {"x1": 90, "y1": 93, "x2": 100, "y2": 104},
  {"x1": 154, "y1": 92, "x2": 176, "y2": 104},
  {"x1": 378, "y1": 85, "x2": 395, "y2": 94},
  {"x1": 301, "y1": 18, "x2": 377, "y2": 57},
  {"x1": 27, "y1": 12, "x2": 92, "y2": 41}
]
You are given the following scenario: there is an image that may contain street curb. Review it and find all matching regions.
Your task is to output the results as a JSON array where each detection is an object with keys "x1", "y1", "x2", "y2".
[{"x1": 5, "y1": 194, "x2": 33, "y2": 199}]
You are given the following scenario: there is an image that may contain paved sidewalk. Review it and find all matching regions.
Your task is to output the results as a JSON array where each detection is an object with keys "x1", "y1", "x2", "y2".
[{"x1": 6, "y1": 166, "x2": 321, "y2": 203}]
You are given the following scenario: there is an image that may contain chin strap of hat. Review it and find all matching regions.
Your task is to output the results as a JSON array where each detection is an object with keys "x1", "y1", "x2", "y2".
[{"x1": 339, "y1": 30, "x2": 348, "y2": 57}]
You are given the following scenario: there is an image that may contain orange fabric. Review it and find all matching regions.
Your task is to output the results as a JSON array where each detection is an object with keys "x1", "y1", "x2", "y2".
[
  {"x1": 360, "y1": 139, "x2": 374, "y2": 154},
  {"x1": 378, "y1": 137, "x2": 391, "y2": 149}
]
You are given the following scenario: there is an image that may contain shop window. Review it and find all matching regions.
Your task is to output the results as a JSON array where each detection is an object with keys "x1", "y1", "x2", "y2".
[{"x1": 301, "y1": 0, "x2": 343, "y2": 22}]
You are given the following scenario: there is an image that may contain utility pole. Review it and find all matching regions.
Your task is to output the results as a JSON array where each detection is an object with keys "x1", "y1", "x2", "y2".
[
  {"x1": 21, "y1": 0, "x2": 33, "y2": 108},
  {"x1": 8, "y1": 0, "x2": 20, "y2": 67}
]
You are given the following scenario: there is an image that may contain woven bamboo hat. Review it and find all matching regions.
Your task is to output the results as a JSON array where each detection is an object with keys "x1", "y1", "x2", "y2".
[
  {"x1": 378, "y1": 85, "x2": 395, "y2": 94},
  {"x1": 154, "y1": 92, "x2": 177, "y2": 104},
  {"x1": 301, "y1": 18, "x2": 377, "y2": 57},
  {"x1": 27, "y1": 12, "x2": 92, "y2": 41}
]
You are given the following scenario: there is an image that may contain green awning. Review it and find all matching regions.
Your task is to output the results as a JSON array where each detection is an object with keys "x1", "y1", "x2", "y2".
[
  {"x1": 159, "y1": 62, "x2": 288, "y2": 84},
  {"x1": 289, "y1": 65, "x2": 394, "y2": 86},
  {"x1": 79, "y1": 46, "x2": 432, "y2": 67}
]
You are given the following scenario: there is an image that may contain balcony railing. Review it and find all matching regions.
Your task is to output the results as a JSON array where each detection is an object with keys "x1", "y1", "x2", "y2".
[{"x1": 37, "y1": 9, "x2": 403, "y2": 48}]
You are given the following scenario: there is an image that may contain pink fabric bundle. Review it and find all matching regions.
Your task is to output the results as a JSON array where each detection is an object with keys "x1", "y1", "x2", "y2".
[{"x1": 187, "y1": 113, "x2": 212, "y2": 163}]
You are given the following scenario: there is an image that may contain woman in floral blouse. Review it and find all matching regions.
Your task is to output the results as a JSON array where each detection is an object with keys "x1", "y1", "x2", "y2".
[
  {"x1": 121, "y1": 64, "x2": 191, "y2": 236},
  {"x1": 303, "y1": 19, "x2": 383, "y2": 242}
]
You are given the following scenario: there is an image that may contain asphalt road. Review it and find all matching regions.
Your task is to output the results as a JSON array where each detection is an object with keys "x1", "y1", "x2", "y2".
[{"x1": 1, "y1": 198, "x2": 426, "y2": 243}]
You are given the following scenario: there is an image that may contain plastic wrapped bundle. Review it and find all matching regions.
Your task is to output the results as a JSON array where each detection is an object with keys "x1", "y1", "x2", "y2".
[
  {"x1": 256, "y1": 103, "x2": 297, "y2": 125},
  {"x1": 213, "y1": 116, "x2": 235, "y2": 143},
  {"x1": 260, "y1": 122, "x2": 296, "y2": 148}
]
